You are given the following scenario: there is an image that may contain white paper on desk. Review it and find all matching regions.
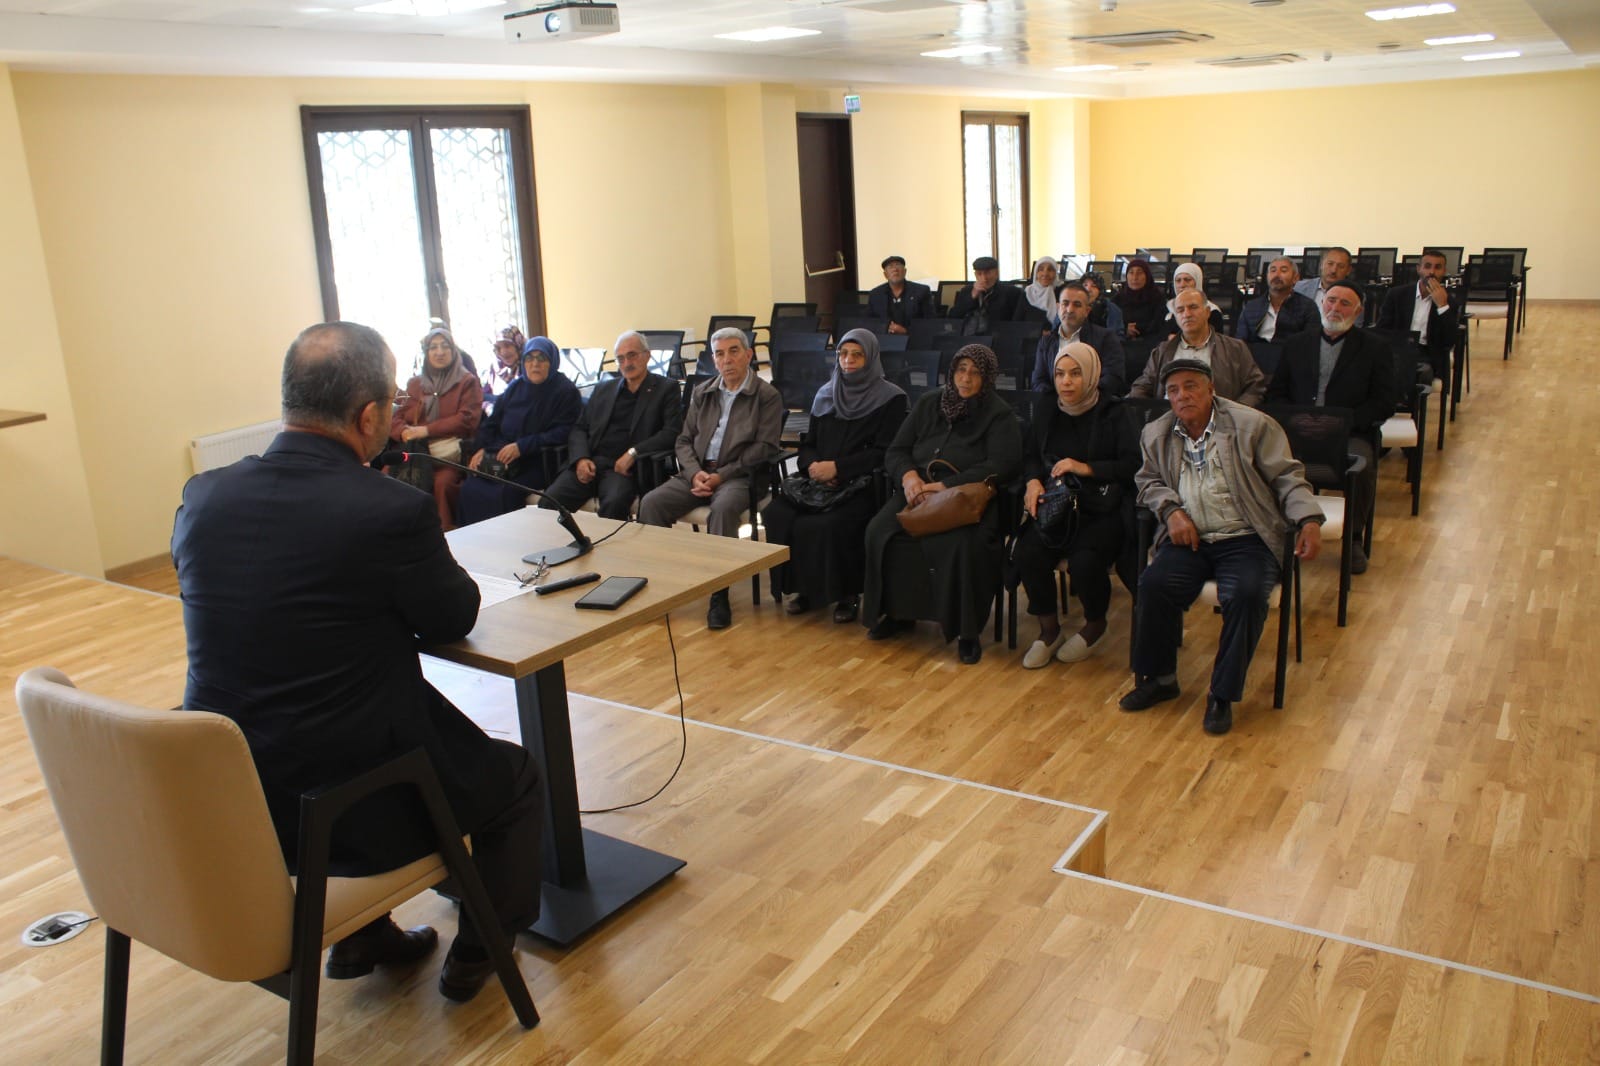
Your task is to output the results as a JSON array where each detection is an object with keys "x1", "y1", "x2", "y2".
[{"x1": 469, "y1": 571, "x2": 533, "y2": 610}]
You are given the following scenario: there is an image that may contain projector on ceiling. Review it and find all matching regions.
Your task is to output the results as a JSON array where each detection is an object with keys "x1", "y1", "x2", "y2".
[{"x1": 505, "y1": 2, "x2": 620, "y2": 42}]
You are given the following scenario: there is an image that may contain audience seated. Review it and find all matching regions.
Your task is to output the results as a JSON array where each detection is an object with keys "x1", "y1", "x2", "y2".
[
  {"x1": 1081, "y1": 272, "x2": 1126, "y2": 336},
  {"x1": 637, "y1": 327, "x2": 783, "y2": 630},
  {"x1": 390, "y1": 326, "x2": 484, "y2": 532},
  {"x1": 1113, "y1": 257, "x2": 1167, "y2": 342},
  {"x1": 1122, "y1": 360, "x2": 1325, "y2": 735},
  {"x1": 1377, "y1": 248, "x2": 1460, "y2": 383},
  {"x1": 862, "y1": 344, "x2": 1022, "y2": 664},
  {"x1": 1267, "y1": 280, "x2": 1394, "y2": 574},
  {"x1": 1235, "y1": 257, "x2": 1320, "y2": 342},
  {"x1": 867, "y1": 254, "x2": 936, "y2": 334},
  {"x1": 1022, "y1": 257, "x2": 1063, "y2": 320},
  {"x1": 947, "y1": 255, "x2": 1025, "y2": 334},
  {"x1": 764, "y1": 329, "x2": 909, "y2": 625},
  {"x1": 1129, "y1": 289, "x2": 1265, "y2": 405},
  {"x1": 1156, "y1": 262, "x2": 1224, "y2": 340},
  {"x1": 458, "y1": 337, "x2": 582, "y2": 526},
  {"x1": 1031, "y1": 281, "x2": 1127, "y2": 396},
  {"x1": 1294, "y1": 246, "x2": 1353, "y2": 308},
  {"x1": 539, "y1": 330, "x2": 682, "y2": 520},
  {"x1": 1013, "y1": 342, "x2": 1139, "y2": 669},
  {"x1": 481, "y1": 325, "x2": 524, "y2": 404}
]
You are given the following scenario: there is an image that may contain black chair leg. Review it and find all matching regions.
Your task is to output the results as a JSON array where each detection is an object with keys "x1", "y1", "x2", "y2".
[
  {"x1": 1337, "y1": 531, "x2": 1350, "y2": 628},
  {"x1": 1274, "y1": 577, "x2": 1291, "y2": 710},
  {"x1": 101, "y1": 928, "x2": 130, "y2": 1066},
  {"x1": 443, "y1": 841, "x2": 541, "y2": 1029},
  {"x1": 1293, "y1": 559, "x2": 1303, "y2": 664}
]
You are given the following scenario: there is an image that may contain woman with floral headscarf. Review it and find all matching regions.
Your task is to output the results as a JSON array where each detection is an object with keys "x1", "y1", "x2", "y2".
[
  {"x1": 457, "y1": 336, "x2": 582, "y2": 526},
  {"x1": 860, "y1": 343, "x2": 1022, "y2": 664},
  {"x1": 391, "y1": 326, "x2": 484, "y2": 531}
]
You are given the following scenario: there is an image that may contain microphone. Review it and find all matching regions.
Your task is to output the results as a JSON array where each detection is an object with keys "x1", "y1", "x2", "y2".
[{"x1": 375, "y1": 449, "x2": 594, "y2": 567}]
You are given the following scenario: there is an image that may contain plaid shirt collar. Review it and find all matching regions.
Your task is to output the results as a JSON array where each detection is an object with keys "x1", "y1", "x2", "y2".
[{"x1": 1174, "y1": 409, "x2": 1218, "y2": 469}]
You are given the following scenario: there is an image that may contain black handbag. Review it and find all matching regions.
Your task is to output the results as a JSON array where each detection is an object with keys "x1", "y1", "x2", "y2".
[
  {"x1": 1035, "y1": 474, "x2": 1082, "y2": 546},
  {"x1": 778, "y1": 473, "x2": 873, "y2": 514}
]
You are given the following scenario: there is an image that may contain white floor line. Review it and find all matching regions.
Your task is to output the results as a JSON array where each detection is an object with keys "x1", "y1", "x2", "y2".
[{"x1": 578, "y1": 689, "x2": 1600, "y2": 1009}]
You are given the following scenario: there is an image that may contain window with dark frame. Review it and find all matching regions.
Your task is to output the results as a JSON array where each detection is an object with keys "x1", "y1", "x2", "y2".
[
  {"x1": 300, "y1": 105, "x2": 545, "y2": 382},
  {"x1": 961, "y1": 112, "x2": 1030, "y2": 281}
]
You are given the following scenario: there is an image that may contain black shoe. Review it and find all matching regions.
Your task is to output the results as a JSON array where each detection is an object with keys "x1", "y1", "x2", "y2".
[
  {"x1": 326, "y1": 917, "x2": 438, "y2": 979},
  {"x1": 866, "y1": 616, "x2": 911, "y2": 640},
  {"x1": 706, "y1": 589, "x2": 731, "y2": 630},
  {"x1": 438, "y1": 943, "x2": 500, "y2": 1003},
  {"x1": 832, "y1": 598, "x2": 859, "y2": 624},
  {"x1": 785, "y1": 594, "x2": 811, "y2": 615},
  {"x1": 1204, "y1": 695, "x2": 1233, "y2": 735},
  {"x1": 1349, "y1": 543, "x2": 1369, "y2": 575},
  {"x1": 957, "y1": 638, "x2": 982, "y2": 664},
  {"x1": 1119, "y1": 677, "x2": 1181, "y2": 712}
]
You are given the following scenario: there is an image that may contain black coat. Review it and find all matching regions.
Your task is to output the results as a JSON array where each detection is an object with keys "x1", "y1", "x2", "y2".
[
  {"x1": 1377, "y1": 283, "x2": 1459, "y2": 380},
  {"x1": 1030, "y1": 322, "x2": 1128, "y2": 396},
  {"x1": 171, "y1": 431, "x2": 509, "y2": 876},
  {"x1": 947, "y1": 282, "x2": 1024, "y2": 329},
  {"x1": 867, "y1": 281, "x2": 937, "y2": 325},
  {"x1": 565, "y1": 371, "x2": 682, "y2": 468},
  {"x1": 1267, "y1": 328, "x2": 1397, "y2": 439},
  {"x1": 1235, "y1": 291, "x2": 1321, "y2": 342},
  {"x1": 1022, "y1": 392, "x2": 1140, "y2": 491}
]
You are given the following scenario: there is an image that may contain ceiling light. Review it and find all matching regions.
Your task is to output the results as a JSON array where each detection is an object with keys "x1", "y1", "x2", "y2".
[
  {"x1": 1425, "y1": 33, "x2": 1495, "y2": 46},
  {"x1": 921, "y1": 44, "x2": 1002, "y2": 58},
  {"x1": 714, "y1": 27, "x2": 822, "y2": 43},
  {"x1": 1365, "y1": 4, "x2": 1454, "y2": 21},
  {"x1": 355, "y1": 0, "x2": 502, "y2": 14},
  {"x1": 1055, "y1": 64, "x2": 1117, "y2": 74},
  {"x1": 1462, "y1": 50, "x2": 1521, "y2": 61}
]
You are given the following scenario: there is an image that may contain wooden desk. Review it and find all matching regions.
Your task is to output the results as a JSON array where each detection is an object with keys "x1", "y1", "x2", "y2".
[
  {"x1": 435, "y1": 507, "x2": 787, "y2": 944},
  {"x1": 0, "y1": 410, "x2": 46, "y2": 429}
]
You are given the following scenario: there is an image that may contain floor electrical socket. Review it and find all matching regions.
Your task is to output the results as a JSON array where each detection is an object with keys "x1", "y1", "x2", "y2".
[{"x1": 21, "y1": 911, "x2": 92, "y2": 948}]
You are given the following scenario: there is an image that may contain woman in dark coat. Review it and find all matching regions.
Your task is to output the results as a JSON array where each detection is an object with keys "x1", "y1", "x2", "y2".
[
  {"x1": 861, "y1": 343, "x2": 1023, "y2": 665},
  {"x1": 391, "y1": 326, "x2": 484, "y2": 531},
  {"x1": 457, "y1": 336, "x2": 582, "y2": 526},
  {"x1": 765, "y1": 329, "x2": 908, "y2": 624},
  {"x1": 1011, "y1": 342, "x2": 1139, "y2": 669},
  {"x1": 1113, "y1": 257, "x2": 1167, "y2": 341}
]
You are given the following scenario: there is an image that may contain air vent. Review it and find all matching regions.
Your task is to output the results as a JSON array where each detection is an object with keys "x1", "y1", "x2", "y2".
[
  {"x1": 1200, "y1": 52, "x2": 1305, "y2": 67},
  {"x1": 1071, "y1": 30, "x2": 1214, "y2": 48}
]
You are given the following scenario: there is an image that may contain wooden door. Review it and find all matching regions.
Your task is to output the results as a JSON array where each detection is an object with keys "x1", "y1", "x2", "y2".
[{"x1": 796, "y1": 115, "x2": 858, "y2": 328}]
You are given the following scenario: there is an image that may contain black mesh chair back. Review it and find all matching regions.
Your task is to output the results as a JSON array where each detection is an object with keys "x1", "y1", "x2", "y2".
[
  {"x1": 833, "y1": 297, "x2": 867, "y2": 321},
  {"x1": 1396, "y1": 256, "x2": 1423, "y2": 286},
  {"x1": 1350, "y1": 254, "x2": 1380, "y2": 285},
  {"x1": 1247, "y1": 340, "x2": 1285, "y2": 380},
  {"x1": 1247, "y1": 247, "x2": 1285, "y2": 266},
  {"x1": 1146, "y1": 259, "x2": 1171, "y2": 285},
  {"x1": 1137, "y1": 247, "x2": 1170, "y2": 262},
  {"x1": 1191, "y1": 247, "x2": 1229, "y2": 263},
  {"x1": 1371, "y1": 329, "x2": 1428, "y2": 411},
  {"x1": 638, "y1": 330, "x2": 686, "y2": 378},
  {"x1": 706, "y1": 315, "x2": 755, "y2": 340},
  {"x1": 907, "y1": 316, "x2": 960, "y2": 350},
  {"x1": 1359, "y1": 247, "x2": 1398, "y2": 278},
  {"x1": 560, "y1": 347, "x2": 606, "y2": 389},
  {"x1": 1426, "y1": 246, "x2": 1464, "y2": 277},
  {"x1": 1124, "y1": 396, "x2": 1171, "y2": 426},
  {"x1": 1088, "y1": 259, "x2": 1120, "y2": 283},
  {"x1": 772, "y1": 349, "x2": 833, "y2": 409},
  {"x1": 1123, "y1": 336, "x2": 1159, "y2": 382},
  {"x1": 768, "y1": 314, "x2": 821, "y2": 340},
  {"x1": 767, "y1": 302, "x2": 817, "y2": 325},
  {"x1": 1299, "y1": 253, "x2": 1322, "y2": 280},
  {"x1": 835, "y1": 314, "x2": 886, "y2": 341},
  {"x1": 1112, "y1": 256, "x2": 1138, "y2": 280},
  {"x1": 992, "y1": 320, "x2": 1043, "y2": 364},
  {"x1": 1225, "y1": 254, "x2": 1261, "y2": 291},
  {"x1": 937, "y1": 280, "x2": 967, "y2": 312},
  {"x1": 1482, "y1": 246, "x2": 1527, "y2": 275},
  {"x1": 1466, "y1": 254, "x2": 1515, "y2": 290},
  {"x1": 769, "y1": 333, "x2": 829, "y2": 375},
  {"x1": 877, "y1": 332, "x2": 910, "y2": 353},
  {"x1": 995, "y1": 388, "x2": 1033, "y2": 431},
  {"x1": 1265, "y1": 404, "x2": 1353, "y2": 492},
  {"x1": 884, "y1": 350, "x2": 940, "y2": 391}
]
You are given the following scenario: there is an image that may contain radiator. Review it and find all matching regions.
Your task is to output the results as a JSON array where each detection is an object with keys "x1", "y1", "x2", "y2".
[{"x1": 189, "y1": 419, "x2": 281, "y2": 474}]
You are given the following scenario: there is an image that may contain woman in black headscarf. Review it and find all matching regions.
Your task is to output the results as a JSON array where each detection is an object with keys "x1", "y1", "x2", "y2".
[
  {"x1": 765, "y1": 329, "x2": 908, "y2": 624},
  {"x1": 457, "y1": 336, "x2": 583, "y2": 526},
  {"x1": 1112, "y1": 257, "x2": 1167, "y2": 341},
  {"x1": 391, "y1": 326, "x2": 484, "y2": 531},
  {"x1": 861, "y1": 343, "x2": 1023, "y2": 664}
]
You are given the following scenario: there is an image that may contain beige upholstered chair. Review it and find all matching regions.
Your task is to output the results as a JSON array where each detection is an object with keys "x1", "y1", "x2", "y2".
[{"x1": 14, "y1": 667, "x2": 538, "y2": 1066}]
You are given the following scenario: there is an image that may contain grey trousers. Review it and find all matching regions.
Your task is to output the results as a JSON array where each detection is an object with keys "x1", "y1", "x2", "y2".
[{"x1": 636, "y1": 473, "x2": 750, "y2": 537}]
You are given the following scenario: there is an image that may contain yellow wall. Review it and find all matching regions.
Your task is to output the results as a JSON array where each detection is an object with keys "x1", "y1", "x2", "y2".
[
  {"x1": 0, "y1": 65, "x2": 103, "y2": 577},
  {"x1": 1089, "y1": 69, "x2": 1600, "y2": 300}
]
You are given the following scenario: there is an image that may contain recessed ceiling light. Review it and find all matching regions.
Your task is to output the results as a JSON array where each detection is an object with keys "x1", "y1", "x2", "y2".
[
  {"x1": 921, "y1": 44, "x2": 1002, "y2": 58},
  {"x1": 1055, "y1": 64, "x2": 1117, "y2": 74},
  {"x1": 714, "y1": 26, "x2": 821, "y2": 43},
  {"x1": 1425, "y1": 33, "x2": 1495, "y2": 46},
  {"x1": 1462, "y1": 50, "x2": 1521, "y2": 61},
  {"x1": 1365, "y1": 3, "x2": 1454, "y2": 21},
  {"x1": 354, "y1": 0, "x2": 502, "y2": 14}
]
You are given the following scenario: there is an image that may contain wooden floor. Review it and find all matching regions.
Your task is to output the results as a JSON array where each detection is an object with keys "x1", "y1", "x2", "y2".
[{"x1": 5, "y1": 303, "x2": 1600, "y2": 1062}]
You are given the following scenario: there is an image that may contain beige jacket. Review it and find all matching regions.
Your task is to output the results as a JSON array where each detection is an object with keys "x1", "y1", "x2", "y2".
[
  {"x1": 675, "y1": 369, "x2": 783, "y2": 481},
  {"x1": 1129, "y1": 332, "x2": 1267, "y2": 406}
]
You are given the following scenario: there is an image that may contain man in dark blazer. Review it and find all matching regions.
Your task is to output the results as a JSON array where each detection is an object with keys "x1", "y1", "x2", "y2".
[
  {"x1": 637, "y1": 326, "x2": 783, "y2": 630},
  {"x1": 1030, "y1": 280, "x2": 1127, "y2": 395},
  {"x1": 1267, "y1": 281, "x2": 1395, "y2": 573},
  {"x1": 170, "y1": 321, "x2": 542, "y2": 1003},
  {"x1": 1236, "y1": 256, "x2": 1321, "y2": 342},
  {"x1": 947, "y1": 254, "x2": 1024, "y2": 335},
  {"x1": 866, "y1": 254, "x2": 936, "y2": 334},
  {"x1": 541, "y1": 330, "x2": 682, "y2": 519},
  {"x1": 1377, "y1": 248, "x2": 1459, "y2": 382}
]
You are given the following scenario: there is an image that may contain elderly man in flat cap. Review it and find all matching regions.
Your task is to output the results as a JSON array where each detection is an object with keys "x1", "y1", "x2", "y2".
[
  {"x1": 947, "y1": 255, "x2": 1025, "y2": 335},
  {"x1": 1122, "y1": 358, "x2": 1324, "y2": 736},
  {"x1": 867, "y1": 255, "x2": 937, "y2": 334}
]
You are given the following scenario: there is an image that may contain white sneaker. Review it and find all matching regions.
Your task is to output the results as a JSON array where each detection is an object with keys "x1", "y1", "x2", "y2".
[
  {"x1": 1056, "y1": 632, "x2": 1101, "y2": 663},
  {"x1": 1023, "y1": 634, "x2": 1066, "y2": 669}
]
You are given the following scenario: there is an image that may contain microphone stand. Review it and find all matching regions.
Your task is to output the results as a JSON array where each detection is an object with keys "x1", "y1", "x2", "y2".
[{"x1": 375, "y1": 448, "x2": 594, "y2": 567}]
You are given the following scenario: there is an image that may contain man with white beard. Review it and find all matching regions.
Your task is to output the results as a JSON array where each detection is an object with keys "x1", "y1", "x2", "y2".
[{"x1": 1266, "y1": 280, "x2": 1395, "y2": 574}]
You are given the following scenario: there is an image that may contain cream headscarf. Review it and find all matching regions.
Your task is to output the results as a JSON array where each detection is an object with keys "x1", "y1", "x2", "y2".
[
  {"x1": 1054, "y1": 341, "x2": 1101, "y2": 417},
  {"x1": 1165, "y1": 261, "x2": 1222, "y2": 321}
]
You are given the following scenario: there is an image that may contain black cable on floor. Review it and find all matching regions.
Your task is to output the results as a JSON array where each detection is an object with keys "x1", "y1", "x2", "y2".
[{"x1": 578, "y1": 613, "x2": 687, "y2": 815}]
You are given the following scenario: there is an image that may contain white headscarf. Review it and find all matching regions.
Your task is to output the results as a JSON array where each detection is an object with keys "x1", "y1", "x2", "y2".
[
  {"x1": 1024, "y1": 257, "x2": 1061, "y2": 315},
  {"x1": 1166, "y1": 261, "x2": 1222, "y2": 321}
]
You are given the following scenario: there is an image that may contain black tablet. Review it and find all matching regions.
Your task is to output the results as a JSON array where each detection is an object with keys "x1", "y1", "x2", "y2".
[{"x1": 574, "y1": 576, "x2": 647, "y2": 610}]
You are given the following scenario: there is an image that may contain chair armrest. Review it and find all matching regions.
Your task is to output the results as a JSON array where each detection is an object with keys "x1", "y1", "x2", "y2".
[{"x1": 1344, "y1": 453, "x2": 1368, "y2": 477}]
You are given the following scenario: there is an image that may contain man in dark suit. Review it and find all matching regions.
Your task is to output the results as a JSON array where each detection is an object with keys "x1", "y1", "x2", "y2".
[
  {"x1": 866, "y1": 254, "x2": 936, "y2": 334},
  {"x1": 947, "y1": 255, "x2": 1024, "y2": 335},
  {"x1": 170, "y1": 321, "x2": 542, "y2": 1003},
  {"x1": 1030, "y1": 280, "x2": 1128, "y2": 395},
  {"x1": 1377, "y1": 248, "x2": 1459, "y2": 382},
  {"x1": 1236, "y1": 256, "x2": 1320, "y2": 342},
  {"x1": 541, "y1": 330, "x2": 682, "y2": 519},
  {"x1": 1268, "y1": 281, "x2": 1395, "y2": 574}
]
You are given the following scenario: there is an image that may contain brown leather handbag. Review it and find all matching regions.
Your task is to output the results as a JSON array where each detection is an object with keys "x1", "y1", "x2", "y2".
[{"x1": 896, "y1": 459, "x2": 996, "y2": 537}]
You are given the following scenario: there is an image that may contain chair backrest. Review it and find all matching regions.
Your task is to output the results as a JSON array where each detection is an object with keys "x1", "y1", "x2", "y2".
[
  {"x1": 1087, "y1": 259, "x2": 1120, "y2": 284},
  {"x1": 768, "y1": 314, "x2": 821, "y2": 339},
  {"x1": 883, "y1": 350, "x2": 940, "y2": 390},
  {"x1": 936, "y1": 280, "x2": 967, "y2": 312},
  {"x1": 1482, "y1": 246, "x2": 1527, "y2": 275},
  {"x1": 876, "y1": 332, "x2": 911, "y2": 353},
  {"x1": 15, "y1": 667, "x2": 296, "y2": 982},
  {"x1": 1263, "y1": 404, "x2": 1353, "y2": 491},
  {"x1": 768, "y1": 302, "x2": 817, "y2": 323},
  {"x1": 1350, "y1": 253, "x2": 1381, "y2": 285},
  {"x1": 1137, "y1": 247, "x2": 1170, "y2": 262},
  {"x1": 1358, "y1": 246, "x2": 1398, "y2": 278},
  {"x1": 1464, "y1": 256, "x2": 1515, "y2": 295},
  {"x1": 560, "y1": 347, "x2": 606, "y2": 389},
  {"x1": 1247, "y1": 340, "x2": 1285, "y2": 380},
  {"x1": 834, "y1": 314, "x2": 886, "y2": 341},
  {"x1": 1298, "y1": 253, "x2": 1322, "y2": 280},
  {"x1": 1396, "y1": 255, "x2": 1423, "y2": 285},
  {"x1": 705, "y1": 315, "x2": 756, "y2": 347},
  {"x1": 1246, "y1": 246, "x2": 1285, "y2": 265},
  {"x1": 994, "y1": 388, "x2": 1032, "y2": 430},
  {"x1": 773, "y1": 329, "x2": 829, "y2": 353},
  {"x1": 1370, "y1": 328, "x2": 1428, "y2": 409},
  {"x1": 772, "y1": 349, "x2": 834, "y2": 412},
  {"x1": 907, "y1": 315, "x2": 960, "y2": 350},
  {"x1": 1191, "y1": 247, "x2": 1229, "y2": 263},
  {"x1": 638, "y1": 330, "x2": 686, "y2": 379}
]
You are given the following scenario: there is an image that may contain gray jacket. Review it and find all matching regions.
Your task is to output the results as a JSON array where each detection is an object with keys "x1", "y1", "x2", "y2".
[
  {"x1": 1136, "y1": 398, "x2": 1324, "y2": 566},
  {"x1": 1129, "y1": 332, "x2": 1267, "y2": 406},
  {"x1": 676, "y1": 370, "x2": 783, "y2": 481}
]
